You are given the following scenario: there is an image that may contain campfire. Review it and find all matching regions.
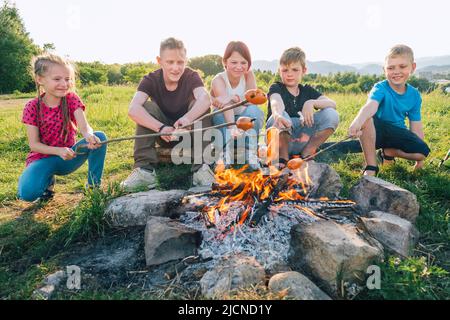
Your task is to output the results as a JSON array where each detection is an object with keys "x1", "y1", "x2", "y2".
[
  {"x1": 183, "y1": 161, "x2": 355, "y2": 233},
  {"x1": 180, "y1": 161, "x2": 357, "y2": 270}
]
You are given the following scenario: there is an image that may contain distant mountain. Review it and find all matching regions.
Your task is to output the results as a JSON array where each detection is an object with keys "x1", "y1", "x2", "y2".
[
  {"x1": 355, "y1": 64, "x2": 383, "y2": 75},
  {"x1": 417, "y1": 65, "x2": 450, "y2": 73},
  {"x1": 252, "y1": 55, "x2": 450, "y2": 76},
  {"x1": 416, "y1": 56, "x2": 450, "y2": 68},
  {"x1": 308, "y1": 61, "x2": 357, "y2": 74},
  {"x1": 252, "y1": 60, "x2": 278, "y2": 73}
]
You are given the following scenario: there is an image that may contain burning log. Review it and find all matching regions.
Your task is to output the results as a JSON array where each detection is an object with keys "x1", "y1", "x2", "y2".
[
  {"x1": 211, "y1": 182, "x2": 246, "y2": 197},
  {"x1": 249, "y1": 174, "x2": 290, "y2": 227}
]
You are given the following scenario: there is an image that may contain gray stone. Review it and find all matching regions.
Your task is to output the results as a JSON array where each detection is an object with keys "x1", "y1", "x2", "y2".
[
  {"x1": 44, "y1": 270, "x2": 66, "y2": 287},
  {"x1": 144, "y1": 217, "x2": 202, "y2": 266},
  {"x1": 32, "y1": 270, "x2": 67, "y2": 300},
  {"x1": 289, "y1": 220, "x2": 383, "y2": 295},
  {"x1": 32, "y1": 285, "x2": 56, "y2": 300},
  {"x1": 268, "y1": 271, "x2": 332, "y2": 300},
  {"x1": 294, "y1": 161, "x2": 343, "y2": 199},
  {"x1": 360, "y1": 211, "x2": 420, "y2": 257},
  {"x1": 106, "y1": 190, "x2": 187, "y2": 227},
  {"x1": 200, "y1": 254, "x2": 266, "y2": 299},
  {"x1": 349, "y1": 176, "x2": 420, "y2": 223},
  {"x1": 187, "y1": 186, "x2": 213, "y2": 194}
]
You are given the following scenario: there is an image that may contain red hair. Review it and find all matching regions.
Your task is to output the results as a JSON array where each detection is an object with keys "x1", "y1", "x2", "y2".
[{"x1": 223, "y1": 41, "x2": 252, "y2": 70}]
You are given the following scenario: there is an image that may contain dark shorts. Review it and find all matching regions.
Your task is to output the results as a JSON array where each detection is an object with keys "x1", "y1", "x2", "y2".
[{"x1": 374, "y1": 117, "x2": 430, "y2": 157}]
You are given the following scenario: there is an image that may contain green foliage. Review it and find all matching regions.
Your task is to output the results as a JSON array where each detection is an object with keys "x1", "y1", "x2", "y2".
[
  {"x1": 0, "y1": 1, "x2": 39, "y2": 93},
  {"x1": 188, "y1": 55, "x2": 223, "y2": 77},
  {"x1": 75, "y1": 61, "x2": 158, "y2": 86},
  {"x1": 77, "y1": 62, "x2": 108, "y2": 86},
  {"x1": 63, "y1": 183, "x2": 123, "y2": 246},
  {"x1": 364, "y1": 256, "x2": 449, "y2": 300},
  {"x1": 156, "y1": 164, "x2": 192, "y2": 190}
]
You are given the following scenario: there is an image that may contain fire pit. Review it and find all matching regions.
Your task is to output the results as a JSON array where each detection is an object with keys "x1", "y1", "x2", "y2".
[
  {"x1": 104, "y1": 158, "x2": 421, "y2": 299},
  {"x1": 180, "y1": 162, "x2": 358, "y2": 271}
]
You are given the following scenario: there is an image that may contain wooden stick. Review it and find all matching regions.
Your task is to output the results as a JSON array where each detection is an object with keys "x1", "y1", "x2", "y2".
[
  {"x1": 302, "y1": 135, "x2": 354, "y2": 161},
  {"x1": 74, "y1": 121, "x2": 236, "y2": 154},
  {"x1": 179, "y1": 99, "x2": 249, "y2": 129}
]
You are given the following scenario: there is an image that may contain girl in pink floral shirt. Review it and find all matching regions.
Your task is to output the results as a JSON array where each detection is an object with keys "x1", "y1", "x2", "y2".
[{"x1": 18, "y1": 53, "x2": 107, "y2": 202}]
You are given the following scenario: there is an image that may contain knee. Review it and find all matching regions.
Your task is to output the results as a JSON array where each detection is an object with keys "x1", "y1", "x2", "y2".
[
  {"x1": 418, "y1": 142, "x2": 431, "y2": 158},
  {"x1": 212, "y1": 113, "x2": 225, "y2": 125},
  {"x1": 246, "y1": 104, "x2": 264, "y2": 116},
  {"x1": 266, "y1": 116, "x2": 275, "y2": 129},
  {"x1": 18, "y1": 183, "x2": 42, "y2": 202},
  {"x1": 319, "y1": 108, "x2": 340, "y2": 130},
  {"x1": 94, "y1": 131, "x2": 108, "y2": 142}
]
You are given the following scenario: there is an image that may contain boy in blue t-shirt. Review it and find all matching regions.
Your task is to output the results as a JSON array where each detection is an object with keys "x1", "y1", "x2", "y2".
[{"x1": 349, "y1": 44, "x2": 430, "y2": 176}]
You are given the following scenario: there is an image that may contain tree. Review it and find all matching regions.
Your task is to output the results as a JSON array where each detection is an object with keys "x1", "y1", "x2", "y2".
[
  {"x1": 0, "y1": 1, "x2": 39, "y2": 93},
  {"x1": 77, "y1": 62, "x2": 108, "y2": 85},
  {"x1": 188, "y1": 55, "x2": 223, "y2": 77}
]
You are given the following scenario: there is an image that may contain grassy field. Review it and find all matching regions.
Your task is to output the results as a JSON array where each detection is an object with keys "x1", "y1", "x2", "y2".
[{"x1": 0, "y1": 85, "x2": 449, "y2": 300}]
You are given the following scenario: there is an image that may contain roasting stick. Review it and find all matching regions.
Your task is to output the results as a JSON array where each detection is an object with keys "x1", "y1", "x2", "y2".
[
  {"x1": 287, "y1": 135, "x2": 354, "y2": 170},
  {"x1": 178, "y1": 88, "x2": 267, "y2": 130},
  {"x1": 74, "y1": 122, "x2": 233, "y2": 155},
  {"x1": 74, "y1": 117, "x2": 258, "y2": 155}
]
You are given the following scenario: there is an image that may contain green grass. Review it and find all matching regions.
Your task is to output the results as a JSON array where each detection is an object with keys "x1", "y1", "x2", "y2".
[{"x1": 0, "y1": 85, "x2": 449, "y2": 300}]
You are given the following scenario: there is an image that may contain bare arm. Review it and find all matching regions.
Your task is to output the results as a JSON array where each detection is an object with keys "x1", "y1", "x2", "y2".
[
  {"x1": 348, "y1": 99, "x2": 380, "y2": 137},
  {"x1": 128, "y1": 91, "x2": 164, "y2": 132},
  {"x1": 244, "y1": 70, "x2": 257, "y2": 91},
  {"x1": 211, "y1": 76, "x2": 239, "y2": 110},
  {"x1": 312, "y1": 95, "x2": 337, "y2": 109},
  {"x1": 410, "y1": 121, "x2": 425, "y2": 140},
  {"x1": 26, "y1": 125, "x2": 75, "y2": 160},
  {"x1": 301, "y1": 95, "x2": 337, "y2": 127},
  {"x1": 178, "y1": 86, "x2": 211, "y2": 125},
  {"x1": 211, "y1": 76, "x2": 235, "y2": 126},
  {"x1": 74, "y1": 108, "x2": 102, "y2": 149},
  {"x1": 74, "y1": 108, "x2": 94, "y2": 138},
  {"x1": 270, "y1": 93, "x2": 292, "y2": 129}
]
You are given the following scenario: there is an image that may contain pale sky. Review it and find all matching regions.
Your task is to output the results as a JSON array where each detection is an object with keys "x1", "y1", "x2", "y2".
[{"x1": 11, "y1": 0, "x2": 450, "y2": 65}]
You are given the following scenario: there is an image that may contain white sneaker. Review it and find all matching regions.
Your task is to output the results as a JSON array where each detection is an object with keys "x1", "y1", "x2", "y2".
[
  {"x1": 192, "y1": 164, "x2": 215, "y2": 187},
  {"x1": 120, "y1": 168, "x2": 157, "y2": 191}
]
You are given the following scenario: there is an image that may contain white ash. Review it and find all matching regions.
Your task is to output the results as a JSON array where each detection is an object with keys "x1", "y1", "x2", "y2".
[{"x1": 180, "y1": 196, "x2": 318, "y2": 272}]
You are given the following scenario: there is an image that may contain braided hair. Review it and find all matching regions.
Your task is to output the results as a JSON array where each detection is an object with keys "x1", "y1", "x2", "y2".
[{"x1": 31, "y1": 53, "x2": 76, "y2": 143}]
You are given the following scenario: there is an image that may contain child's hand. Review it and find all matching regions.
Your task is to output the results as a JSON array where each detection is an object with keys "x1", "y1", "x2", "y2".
[
  {"x1": 273, "y1": 114, "x2": 292, "y2": 130},
  {"x1": 301, "y1": 101, "x2": 315, "y2": 127},
  {"x1": 231, "y1": 95, "x2": 241, "y2": 104},
  {"x1": 230, "y1": 125, "x2": 244, "y2": 139},
  {"x1": 86, "y1": 134, "x2": 101, "y2": 150},
  {"x1": 348, "y1": 120, "x2": 363, "y2": 137},
  {"x1": 58, "y1": 147, "x2": 76, "y2": 161},
  {"x1": 213, "y1": 96, "x2": 232, "y2": 109}
]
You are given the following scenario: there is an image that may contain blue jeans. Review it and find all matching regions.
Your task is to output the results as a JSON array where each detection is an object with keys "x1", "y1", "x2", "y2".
[
  {"x1": 212, "y1": 104, "x2": 264, "y2": 145},
  {"x1": 266, "y1": 108, "x2": 339, "y2": 155},
  {"x1": 212, "y1": 105, "x2": 264, "y2": 165},
  {"x1": 18, "y1": 131, "x2": 108, "y2": 202}
]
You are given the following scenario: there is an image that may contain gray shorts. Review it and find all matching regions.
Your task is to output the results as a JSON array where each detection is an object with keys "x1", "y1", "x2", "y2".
[{"x1": 266, "y1": 108, "x2": 339, "y2": 155}]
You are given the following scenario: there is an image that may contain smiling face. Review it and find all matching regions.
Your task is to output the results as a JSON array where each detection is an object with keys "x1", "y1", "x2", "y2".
[
  {"x1": 157, "y1": 48, "x2": 187, "y2": 85},
  {"x1": 224, "y1": 51, "x2": 249, "y2": 79},
  {"x1": 36, "y1": 63, "x2": 74, "y2": 99},
  {"x1": 279, "y1": 62, "x2": 307, "y2": 88},
  {"x1": 384, "y1": 54, "x2": 416, "y2": 89}
]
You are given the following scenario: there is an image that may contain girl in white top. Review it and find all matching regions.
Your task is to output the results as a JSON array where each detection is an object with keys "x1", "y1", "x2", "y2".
[{"x1": 211, "y1": 41, "x2": 264, "y2": 169}]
